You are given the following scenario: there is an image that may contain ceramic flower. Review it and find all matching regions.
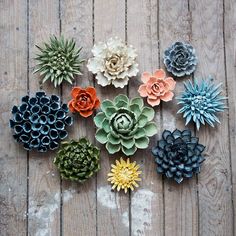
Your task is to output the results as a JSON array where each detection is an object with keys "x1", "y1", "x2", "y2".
[
  {"x1": 54, "y1": 138, "x2": 100, "y2": 182},
  {"x1": 87, "y1": 37, "x2": 139, "y2": 88},
  {"x1": 152, "y1": 129, "x2": 205, "y2": 183},
  {"x1": 177, "y1": 78, "x2": 227, "y2": 130},
  {"x1": 107, "y1": 157, "x2": 141, "y2": 193},
  {"x1": 9, "y1": 91, "x2": 73, "y2": 152},
  {"x1": 138, "y1": 69, "x2": 176, "y2": 107},
  {"x1": 34, "y1": 35, "x2": 84, "y2": 87},
  {"x1": 94, "y1": 94, "x2": 157, "y2": 156},
  {"x1": 163, "y1": 41, "x2": 197, "y2": 77},
  {"x1": 68, "y1": 86, "x2": 100, "y2": 117}
]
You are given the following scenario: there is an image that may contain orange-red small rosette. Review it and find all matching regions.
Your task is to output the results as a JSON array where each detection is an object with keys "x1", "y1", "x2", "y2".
[{"x1": 68, "y1": 86, "x2": 100, "y2": 117}]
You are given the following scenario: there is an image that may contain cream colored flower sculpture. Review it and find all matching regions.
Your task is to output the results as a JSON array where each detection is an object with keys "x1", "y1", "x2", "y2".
[{"x1": 87, "y1": 37, "x2": 139, "y2": 88}]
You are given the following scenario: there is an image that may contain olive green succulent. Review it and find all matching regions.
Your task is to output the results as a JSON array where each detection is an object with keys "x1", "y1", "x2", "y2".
[
  {"x1": 94, "y1": 94, "x2": 157, "y2": 156},
  {"x1": 54, "y1": 138, "x2": 100, "y2": 182},
  {"x1": 34, "y1": 35, "x2": 84, "y2": 87}
]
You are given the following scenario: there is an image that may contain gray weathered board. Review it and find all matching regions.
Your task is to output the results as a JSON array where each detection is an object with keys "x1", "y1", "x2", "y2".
[{"x1": 0, "y1": 0, "x2": 235, "y2": 235}]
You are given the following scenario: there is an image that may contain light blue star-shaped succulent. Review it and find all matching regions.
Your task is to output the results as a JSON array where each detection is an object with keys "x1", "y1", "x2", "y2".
[{"x1": 177, "y1": 78, "x2": 227, "y2": 130}]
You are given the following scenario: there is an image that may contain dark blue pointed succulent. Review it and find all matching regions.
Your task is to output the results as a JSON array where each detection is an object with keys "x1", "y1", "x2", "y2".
[
  {"x1": 9, "y1": 91, "x2": 73, "y2": 152},
  {"x1": 177, "y1": 78, "x2": 227, "y2": 130},
  {"x1": 152, "y1": 129, "x2": 205, "y2": 183},
  {"x1": 163, "y1": 41, "x2": 197, "y2": 77}
]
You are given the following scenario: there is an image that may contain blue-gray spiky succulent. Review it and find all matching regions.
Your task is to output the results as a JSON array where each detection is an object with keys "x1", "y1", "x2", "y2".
[
  {"x1": 152, "y1": 129, "x2": 205, "y2": 183},
  {"x1": 163, "y1": 41, "x2": 197, "y2": 77},
  {"x1": 177, "y1": 78, "x2": 227, "y2": 130},
  {"x1": 9, "y1": 91, "x2": 73, "y2": 152}
]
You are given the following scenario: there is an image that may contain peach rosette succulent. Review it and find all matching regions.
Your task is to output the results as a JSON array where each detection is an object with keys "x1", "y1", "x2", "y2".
[
  {"x1": 138, "y1": 69, "x2": 176, "y2": 107},
  {"x1": 68, "y1": 86, "x2": 100, "y2": 117}
]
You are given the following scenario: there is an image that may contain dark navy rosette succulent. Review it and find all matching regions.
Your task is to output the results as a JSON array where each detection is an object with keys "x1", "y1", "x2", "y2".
[
  {"x1": 9, "y1": 91, "x2": 73, "y2": 152},
  {"x1": 152, "y1": 129, "x2": 205, "y2": 183},
  {"x1": 163, "y1": 42, "x2": 197, "y2": 77}
]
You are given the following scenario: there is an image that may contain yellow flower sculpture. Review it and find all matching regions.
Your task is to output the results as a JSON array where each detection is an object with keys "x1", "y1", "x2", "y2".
[{"x1": 107, "y1": 158, "x2": 142, "y2": 193}]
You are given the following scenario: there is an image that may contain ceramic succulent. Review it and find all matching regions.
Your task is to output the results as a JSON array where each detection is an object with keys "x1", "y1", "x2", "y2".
[
  {"x1": 9, "y1": 91, "x2": 73, "y2": 152},
  {"x1": 138, "y1": 69, "x2": 176, "y2": 107},
  {"x1": 163, "y1": 41, "x2": 197, "y2": 77},
  {"x1": 68, "y1": 86, "x2": 100, "y2": 117},
  {"x1": 87, "y1": 37, "x2": 139, "y2": 88},
  {"x1": 54, "y1": 138, "x2": 100, "y2": 182},
  {"x1": 107, "y1": 157, "x2": 141, "y2": 193},
  {"x1": 152, "y1": 129, "x2": 205, "y2": 183},
  {"x1": 94, "y1": 94, "x2": 157, "y2": 156},
  {"x1": 177, "y1": 78, "x2": 227, "y2": 130},
  {"x1": 34, "y1": 35, "x2": 84, "y2": 87}
]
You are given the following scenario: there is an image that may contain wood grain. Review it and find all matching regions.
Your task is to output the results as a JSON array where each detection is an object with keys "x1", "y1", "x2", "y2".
[
  {"x1": 0, "y1": 1, "x2": 27, "y2": 235},
  {"x1": 60, "y1": 0, "x2": 97, "y2": 235},
  {"x1": 224, "y1": 0, "x2": 236, "y2": 233},
  {"x1": 190, "y1": 0, "x2": 234, "y2": 235},
  {"x1": 127, "y1": 0, "x2": 164, "y2": 235},
  {"x1": 94, "y1": 1, "x2": 130, "y2": 235},
  {"x1": 0, "y1": 0, "x2": 235, "y2": 235},
  {"x1": 159, "y1": 0, "x2": 199, "y2": 235},
  {"x1": 28, "y1": 1, "x2": 61, "y2": 235}
]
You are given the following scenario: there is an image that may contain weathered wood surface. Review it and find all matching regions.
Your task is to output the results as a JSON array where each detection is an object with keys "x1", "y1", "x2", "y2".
[
  {"x1": 0, "y1": 0, "x2": 235, "y2": 236},
  {"x1": 191, "y1": 0, "x2": 234, "y2": 235}
]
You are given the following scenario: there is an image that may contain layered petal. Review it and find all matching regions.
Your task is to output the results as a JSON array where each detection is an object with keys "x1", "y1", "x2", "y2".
[
  {"x1": 160, "y1": 91, "x2": 174, "y2": 102},
  {"x1": 87, "y1": 57, "x2": 104, "y2": 73},
  {"x1": 141, "y1": 72, "x2": 151, "y2": 83},
  {"x1": 165, "y1": 77, "x2": 176, "y2": 90},
  {"x1": 68, "y1": 100, "x2": 76, "y2": 112},
  {"x1": 96, "y1": 72, "x2": 111, "y2": 87},
  {"x1": 111, "y1": 77, "x2": 129, "y2": 88},
  {"x1": 153, "y1": 69, "x2": 165, "y2": 79},
  {"x1": 147, "y1": 97, "x2": 161, "y2": 107},
  {"x1": 71, "y1": 87, "x2": 81, "y2": 99},
  {"x1": 138, "y1": 84, "x2": 148, "y2": 97},
  {"x1": 91, "y1": 42, "x2": 107, "y2": 57},
  {"x1": 86, "y1": 86, "x2": 97, "y2": 97},
  {"x1": 79, "y1": 109, "x2": 94, "y2": 118},
  {"x1": 94, "y1": 98, "x2": 101, "y2": 109}
]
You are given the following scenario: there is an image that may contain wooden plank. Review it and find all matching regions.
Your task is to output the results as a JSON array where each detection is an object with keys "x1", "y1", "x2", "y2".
[
  {"x1": 93, "y1": 1, "x2": 130, "y2": 235},
  {"x1": 190, "y1": 0, "x2": 234, "y2": 235},
  {"x1": 0, "y1": 1, "x2": 28, "y2": 235},
  {"x1": 127, "y1": 1, "x2": 164, "y2": 235},
  {"x1": 28, "y1": 1, "x2": 61, "y2": 236},
  {"x1": 224, "y1": 0, "x2": 236, "y2": 233},
  {"x1": 60, "y1": 0, "x2": 97, "y2": 235},
  {"x1": 159, "y1": 0, "x2": 199, "y2": 235}
]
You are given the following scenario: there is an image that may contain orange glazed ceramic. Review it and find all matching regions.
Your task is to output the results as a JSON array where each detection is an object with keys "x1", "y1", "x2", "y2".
[{"x1": 68, "y1": 86, "x2": 100, "y2": 117}]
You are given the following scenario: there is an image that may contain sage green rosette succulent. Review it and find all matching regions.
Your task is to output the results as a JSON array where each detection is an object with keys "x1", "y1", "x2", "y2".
[
  {"x1": 94, "y1": 95, "x2": 157, "y2": 156},
  {"x1": 54, "y1": 138, "x2": 100, "y2": 182}
]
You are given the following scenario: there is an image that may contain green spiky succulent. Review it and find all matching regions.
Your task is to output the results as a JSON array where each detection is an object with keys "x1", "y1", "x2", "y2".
[
  {"x1": 34, "y1": 35, "x2": 84, "y2": 87},
  {"x1": 54, "y1": 138, "x2": 100, "y2": 182},
  {"x1": 94, "y1": 94, "x2": 157, "y2": 156}
]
